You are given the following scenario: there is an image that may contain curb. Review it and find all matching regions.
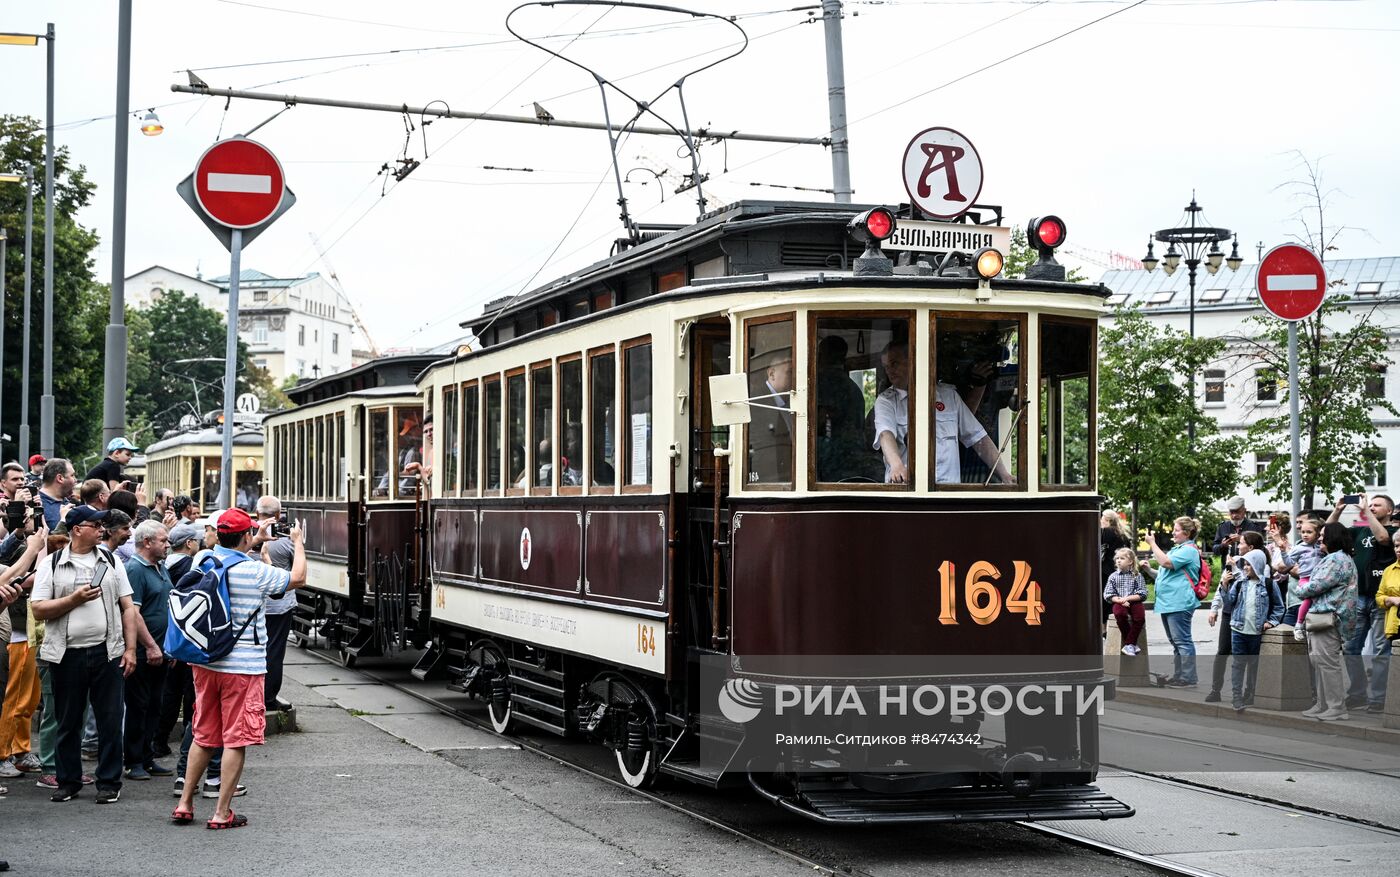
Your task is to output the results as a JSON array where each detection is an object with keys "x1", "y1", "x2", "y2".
[
  {"x1": 1115, "y1": 688, "x2": 1400, "y2": 745},
  {"x1": 265, "y1": 706, "x2": 298, "y2": 735}
]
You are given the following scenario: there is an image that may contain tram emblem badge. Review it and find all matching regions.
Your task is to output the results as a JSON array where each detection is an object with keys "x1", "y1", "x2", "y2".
[
  {"x1": 901, "y1": 126, "x2": 983, "y2": 221},
  {"x1": 519, "y1": 527, "x2": 532, "y2": 571}
]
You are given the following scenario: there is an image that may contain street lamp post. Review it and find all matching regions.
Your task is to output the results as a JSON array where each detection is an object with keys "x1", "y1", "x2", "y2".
[
  {"x1": 104, "y1": 0, "x2": 133, "y2": 447},
  {"x1": 1141, "y1": 194, "x2": 1243, "y2": 448},
  {"x1": 41, "y1": 21, "x2": 56, "y2": 458}
]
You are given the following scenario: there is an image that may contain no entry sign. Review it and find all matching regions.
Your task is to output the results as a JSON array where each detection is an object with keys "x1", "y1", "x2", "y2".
[
  {"x1": 1257, "y1": 244, "x2": 1326, "y2": 321},
  {"x1": 193, "y1": 137, "x2": 286, "y2": 229}
]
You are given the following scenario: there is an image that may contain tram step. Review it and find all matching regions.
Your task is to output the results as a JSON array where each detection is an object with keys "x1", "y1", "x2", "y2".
[
  {"x1": 410, "y1": 645, "x2": 445, "y2": 681},
  {"x1": 658, "y1": 759, "x2": 727, "y2": 789},
  {"x1": 768, "y1": 781, "x2": 1135, "y2": 825}
]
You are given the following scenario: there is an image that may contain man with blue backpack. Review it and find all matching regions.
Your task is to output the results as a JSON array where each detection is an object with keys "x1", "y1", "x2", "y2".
[{"x1": 168, "y1": 508, "x2": 304, "y2": 830}]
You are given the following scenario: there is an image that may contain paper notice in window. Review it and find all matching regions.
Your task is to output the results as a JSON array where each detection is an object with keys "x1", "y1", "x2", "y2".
[{"x1": 630, "y1": 413, "x2": 650, "y2": 485}]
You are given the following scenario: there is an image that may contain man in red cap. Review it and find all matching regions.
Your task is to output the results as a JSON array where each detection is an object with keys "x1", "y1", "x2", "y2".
[{"x1": 173, "y1": 508, "x2": 305, "y2": 829}]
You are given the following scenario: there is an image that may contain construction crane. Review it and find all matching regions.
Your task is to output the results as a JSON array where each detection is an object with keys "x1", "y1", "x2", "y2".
[{"x1": 309, "y1": 233, "x2": 381, "y2": 358}]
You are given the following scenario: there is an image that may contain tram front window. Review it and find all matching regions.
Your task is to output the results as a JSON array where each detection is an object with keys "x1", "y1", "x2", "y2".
[
  {"x1": 369, "y1": 409, "x2": 391, "y2": 497},
  {"x1": 743, "y1": 317, "x2": 794, "y2": 488},
  {"x1": 931, "y1": 315, "x2": 1022, "y2": 487},
  {"x1": 395, "y1": 406, "x2": 424, "y2": 498},
  {"x1": 1040, "y1": 319, "x2": 1094, "y2": 487},
  {"x1": 812, "y1": 316, "x2": 903, "y2": 486}
]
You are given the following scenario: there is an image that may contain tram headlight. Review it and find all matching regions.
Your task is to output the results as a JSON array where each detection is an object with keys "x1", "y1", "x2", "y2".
[
  {"x1": 1025, "y1": 214, "x2": 1068, "y2": 282},
  {"x1": 974, "y1": 247, "x2": 1004, "y2": 280},
  {"x1": 850, "y1": 207, "x2": 897, "y2": 277}
]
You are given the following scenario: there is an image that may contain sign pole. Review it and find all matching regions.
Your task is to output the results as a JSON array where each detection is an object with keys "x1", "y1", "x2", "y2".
[
  {"x1": 1289, "y1": 321, "x2": 1301, "y2": 520},
  {"x1": 218, "y1": 228, "x2": 242, "y2": 511}
]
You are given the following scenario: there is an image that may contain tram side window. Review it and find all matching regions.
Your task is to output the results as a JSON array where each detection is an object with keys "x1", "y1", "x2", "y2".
[
  {"x1": 1039, "y1": 319, "x2": 1094, "y2": 488},
  {"x1": 485, "y1": 378, "x2": 502, "y2": 492},
  {"x1": 744, "y1": 317, "x2": 794, "y2": 488},
  {"x1": 395, "y1": 406, "x2": 424, "y2": 499},
  {"x1": 624, "y1": 341, "x2": 652, "y2": 488},
  {"x1": 507, "y1": 373, "x2": 527, "y2": 490},
  {"x1": 559, "y1": 358, "x2": 583, "y2": 489},
  {"x1": 370, "y1": 409, "x2": 391, "y2": 498},
  {"x1": 335, "y1": 412, "x2": 346, "y2": 500},
  {"x1": 931, "y1": 315, "x2": 1022, "y2": 488},
  {"x1": 315, "y1": 417, "x2": 326, "y2": 499},
  {"x1": 461, "y1": 384, "x2": 479, "y2": 494},
  {"x1": 442, "y1": 385, "x2": 459, "y2": 495},
  {"x1": 589, "y1": 351, "x2": 616, "y2": 490},
  {"x1": 530, "y1": 364, "x2": 553, "y2": 491},
  {"x1": 812, "y1": 316, "x2": 904, "y2": 487},
  {"x1": 295, "y1": 422, "x2": 307, "y2": 501}
]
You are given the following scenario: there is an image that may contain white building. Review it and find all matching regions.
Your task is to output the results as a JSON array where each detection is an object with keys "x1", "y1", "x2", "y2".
[
  {"x1": 1098, "y1": 256, "x2": 1400, "y2": 513},
  {"x1": 124, "y1": 265, "x2": 362, "y2": 383}
]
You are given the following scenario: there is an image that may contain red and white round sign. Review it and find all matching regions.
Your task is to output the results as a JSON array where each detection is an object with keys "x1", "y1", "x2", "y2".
[
  {"x1": 1257, "y1": 244, "x2": 1326, "y2": 321},
  {"x1": 193, "y1": 137, "x2": 286, "y2": 229},
  {"x1": 519, "y1": 527, "x2": 532, "y2": 571},
  {"x1": 901, "y1": 126, "x2": 983, "y2": 220}
]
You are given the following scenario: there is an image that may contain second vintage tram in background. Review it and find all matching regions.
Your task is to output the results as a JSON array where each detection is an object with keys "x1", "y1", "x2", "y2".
[{"x1": 266, "y1": 198, "x2": 1128, "y2": 824}]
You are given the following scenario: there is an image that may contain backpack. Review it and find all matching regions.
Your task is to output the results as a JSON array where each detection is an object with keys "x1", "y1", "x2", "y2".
[
  {"x1": 163, "y1": 553, "x2": 259, "y2": 665},
  {"x1": 1184, "y1": 548, "x2": 1211, "y2": 600}
]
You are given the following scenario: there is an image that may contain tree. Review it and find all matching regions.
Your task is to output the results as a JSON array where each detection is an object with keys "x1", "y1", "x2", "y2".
[
  {"x1": 125, "y1": 290, "x2": 287, "y2": 442},
  {"x1": 0, "y1": 115, "x2": 109, "y2": 462},
  {"x1": 1239, "y1": 154, "x2": 1394, "y2": 507},
  {"x1": 1098, "y1": 307, "x2": 1244, "y2": 536}
]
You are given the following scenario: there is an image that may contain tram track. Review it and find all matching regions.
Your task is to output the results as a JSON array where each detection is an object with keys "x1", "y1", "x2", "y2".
[{"x1": 300, "y1": 645, "x2": 1221, "y2": 877}]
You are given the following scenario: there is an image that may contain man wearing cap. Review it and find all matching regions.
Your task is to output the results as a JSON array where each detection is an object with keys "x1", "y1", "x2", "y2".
[
  {"x1": 747, "y1": 344, "x2": 795, "y2": 484},
  {"x1": 30, "y1": 505, "x2": 150, "y2": 804},
  {"x1": 175, "y1": 508, "x2": 305, "y2": 829},
  {"x1": 87, "y1": 438, "x2": 139, "y2": 493},
  {"x1": 1205, "y1": 496, "x2": 1265, "y2": 703}
]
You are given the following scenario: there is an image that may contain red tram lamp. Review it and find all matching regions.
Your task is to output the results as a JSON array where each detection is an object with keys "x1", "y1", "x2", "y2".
[
  {"x1": 1024, "y1": 215, "x2": 1067, "y2": 281},
  {"x1": 849, "y1": 207, "x2": 897, "y2": 276}
]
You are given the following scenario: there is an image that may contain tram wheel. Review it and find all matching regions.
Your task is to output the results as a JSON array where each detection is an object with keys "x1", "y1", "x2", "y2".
[
  {"x1": 596, "y1": 675, "x2": 659, "y2": 790},
  {"x1": 477, "y1": 645, "x2": 514, "y2": 734}
]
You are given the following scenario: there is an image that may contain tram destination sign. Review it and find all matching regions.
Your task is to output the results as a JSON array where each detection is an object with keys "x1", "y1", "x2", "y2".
[{"x1": 880, "y1": 219, "x2": 1009, "y2": 255}]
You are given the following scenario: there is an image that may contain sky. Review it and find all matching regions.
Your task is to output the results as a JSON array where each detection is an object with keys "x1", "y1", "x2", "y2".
[{"x1": 3, "y1": 0, "x2": 1397, "y2": 354}]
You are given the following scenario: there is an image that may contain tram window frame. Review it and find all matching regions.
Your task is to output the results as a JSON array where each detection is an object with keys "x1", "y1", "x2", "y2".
[
  {"x1": 587, "y1": 345, "x2": 618, "y2": 495},
  {"x1": 441, "y1": 384, "x2": 460, "y2": 496},
  {"x1": 505, "y1": 368, "x2": 528, "y2": 496},
  {"x1": 306, "y1": 417, "x2": 316, "y2": 499},
  {"x1": 484, "y1": 375, "x2": 503, "y2": 495},
  {"x1": 460, "y1": 381, "x2": 480, "y2": 496},
  {"x1": 807, "y1": 311, "x2": 914, "y2": 492},
  {"x1": 335, "y1": 411, "x2": 347, "y2": 501},
  {"x1": 742, "y1": 314, "x2": 797, "y2": 493},
  {"x1": 1038, "y1": 316, "x2": 1097, "y2": 491},
  {"x1": 316, "y1": 416, "x2": 327, "y2": 500},
  {"x1": 529, "y1": 360, "x2": 554, "y2": 496},
  {"x1": 621, "y1": 336, "x2": 653, "y2": 494},
  {"x1": 928, "y1": 311, "x2": 1027, "y2": 492},
  {"x1": 393, "y1": 405, "x2": 425, "y2": 501},
  {"x1": 558, "y1": 354, "x2": 584, "y2": 496},
  {"x1": 368, "y1": 407, "x2": 392, "y2": 501},
  {"x1": 296, "y1": 420, "x2": 307, "y2": 501}
]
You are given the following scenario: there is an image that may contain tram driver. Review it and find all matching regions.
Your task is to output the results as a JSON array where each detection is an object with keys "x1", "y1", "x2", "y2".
[{"x1": 873, "y1": 341, "x2": 1012, "y2": 486}]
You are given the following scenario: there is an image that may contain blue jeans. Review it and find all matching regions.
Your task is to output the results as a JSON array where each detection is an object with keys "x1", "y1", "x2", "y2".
[
  {"x1": 1230, "y1": 630, "x2": 1263, "y2": 706},
  {"x1": 1344, "y1": 594, "x2": 1392, "y2": 705},
  {"x1": 176, "y1": 721, "x2": 222, "y2": 781},
  {"x1": 1161, "y1": 610, "x2": 1197, "y2": 684}
]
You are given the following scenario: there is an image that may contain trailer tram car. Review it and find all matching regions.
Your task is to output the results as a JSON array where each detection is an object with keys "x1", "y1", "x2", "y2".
[
  {"x1": 264, "y1": 354, "x2": 440, "y2": 664},
  {"x1": 408, "y1": 199, "x2": 1131, "y2": 824}
]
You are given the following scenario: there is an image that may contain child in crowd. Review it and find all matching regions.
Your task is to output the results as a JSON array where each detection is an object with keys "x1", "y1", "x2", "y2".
[
  {"x1": 1284, "y1": 517, "x2": 1324, "y2": 642},
  {"x1": 1104, "y1": 547, "x2": 1148, "y2": 656},
  {"x1": 1220, "y1": 530, "x2": 1285, "y2": 712}
]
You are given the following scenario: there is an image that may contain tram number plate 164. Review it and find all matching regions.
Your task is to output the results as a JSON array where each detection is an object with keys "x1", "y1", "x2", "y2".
[
  {"x1": 935, "y1": 561, "x2": 1044, "y2": 626},
  {"x1": 636, "y1": 623, "x2": 657, "y2": 656}
]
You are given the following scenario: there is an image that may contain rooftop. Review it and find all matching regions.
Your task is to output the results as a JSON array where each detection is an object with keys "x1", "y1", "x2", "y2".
[{"x1": 1098, "y1": 256, "x2": 1400, "y2": 311}]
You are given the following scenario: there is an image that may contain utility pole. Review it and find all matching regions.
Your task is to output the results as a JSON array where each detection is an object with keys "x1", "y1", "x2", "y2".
[
  {"x1": 821, "y1": 0, "x2": 853, "y2": 203},
  {"x1": 40, "y1": 22, "x2": 55, "y2": 458},
  {"x1": 0, "y1": 228, "x2": 6, "y2": 461},
  {"x1": 103, "y1": 0, "x2": 132, "y2": 446},
  {"x1": 19, "y1": 165, "x2": 32, "y2": 462}
]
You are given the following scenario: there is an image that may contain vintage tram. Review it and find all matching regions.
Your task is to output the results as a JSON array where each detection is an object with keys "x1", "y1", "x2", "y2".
[
  {"x1": 397, "y1": 199, "x2": 1131, "y2": 823},
  {"x1": 144, "y1": 416, "x2": 264, "y2": 513},
  {"x1": 262, "y1": 354, "x2": 439, "y2": 663}
]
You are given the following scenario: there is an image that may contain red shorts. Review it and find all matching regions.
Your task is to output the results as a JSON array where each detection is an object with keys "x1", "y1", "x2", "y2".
[{"x1": 191, "y1": 666, "x2": 266, "y2": 749}]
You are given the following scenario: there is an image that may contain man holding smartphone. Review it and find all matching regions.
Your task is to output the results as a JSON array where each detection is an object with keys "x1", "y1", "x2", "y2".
[
  {"x1": 30, "y1": 505, "x2": 141, "y2": 804},
  {"x1": 1328, "y1": 492, "x2": 1397, "y2": 712}
]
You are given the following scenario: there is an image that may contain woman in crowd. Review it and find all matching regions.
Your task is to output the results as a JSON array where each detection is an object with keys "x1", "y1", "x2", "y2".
[
  {"x1": 1294, "y1": 522, "x2": 1361, "y2": 721},
  {"x1": 1100, "y1": 510, "x2": 1133, "y2": 636},
  {"x1": 1142, "y1": 516, "x2": 1203, "y2": 688}
]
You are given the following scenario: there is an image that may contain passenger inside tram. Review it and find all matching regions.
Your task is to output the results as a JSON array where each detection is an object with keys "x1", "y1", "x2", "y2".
[
  {"x1": 745, "y1": 338, "x2": 794, "y2": 484},
  {"x1": 814, "y1": 334, "x2": 881, "y2": 483}
]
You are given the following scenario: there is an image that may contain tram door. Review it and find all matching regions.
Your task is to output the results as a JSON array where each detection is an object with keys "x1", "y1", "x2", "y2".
[{"x1": 687, "y1": 320, "x2": 731, "y2": 652}]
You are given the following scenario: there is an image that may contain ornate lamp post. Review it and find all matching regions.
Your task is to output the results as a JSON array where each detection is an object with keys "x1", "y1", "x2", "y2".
[{"x1": 1141, "y1": 194, "x2": 1242, "y2": 447}]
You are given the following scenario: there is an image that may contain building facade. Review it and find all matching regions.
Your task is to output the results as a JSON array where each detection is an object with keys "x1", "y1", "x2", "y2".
[
  {"x1": 1098, "y1": 256, "x2": 1400, "y2": 513},
  {"x1": 125, "y1": 265, "x2": 360, "y2": 383}
]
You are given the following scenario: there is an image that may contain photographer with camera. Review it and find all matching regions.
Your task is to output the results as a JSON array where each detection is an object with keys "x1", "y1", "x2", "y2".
[
  {"x1": 87, "y1": 438, "x2": 140, "y2": 493},
  {"x1": 0, "y1": 463, "x2": 40, "y2": 545},
  {"x1": 252, "y1": 496, "x2": 296, "y2": 711}
]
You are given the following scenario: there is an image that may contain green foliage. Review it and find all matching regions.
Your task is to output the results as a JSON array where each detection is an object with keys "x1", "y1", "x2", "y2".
[
  {"x1": 0, "y1": 114, "x2": 107, "y2": 460},
  {"x1": 126, "y1": 290, "x2": 288, "y2": 442},
  {"x1": 1097, "y1": 307, "x2": 1244, "y2": 534},
  {"x1": 1242, "y1": 296, "x2": 1396, "y2": 506}
]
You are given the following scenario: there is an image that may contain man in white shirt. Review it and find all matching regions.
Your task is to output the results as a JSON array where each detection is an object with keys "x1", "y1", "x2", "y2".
[
  {"x1": 31, "y1": 505, "x2": 150, "y2": 804},
  {"x1": 873, "y1": 341, "x2": 1012, "y2": 485}
]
